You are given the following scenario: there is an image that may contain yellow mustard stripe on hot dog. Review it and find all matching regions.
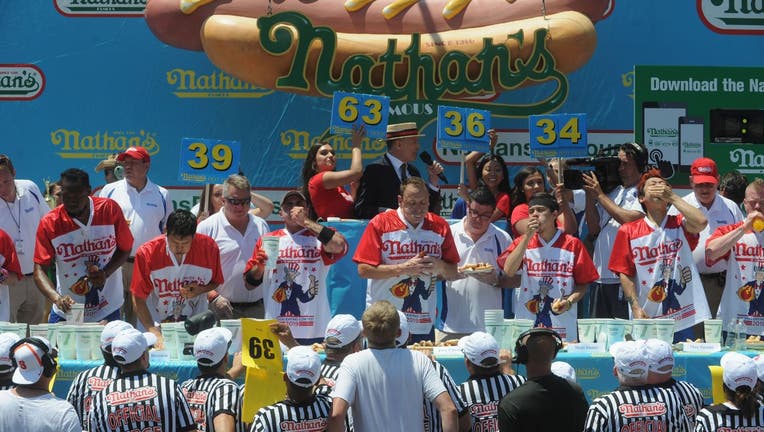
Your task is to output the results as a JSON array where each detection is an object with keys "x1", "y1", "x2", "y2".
[
  {"x1": 344, "y1": 0, "x2": 377, "y2": 12},
  {"x1": 382, "y1": 0, "x2": 420, "y2": 19},
  {"x1": 442, "y1": 0, "x2": 471, "y2": 20},
  {"x1": 180, "y1": 0, "x2": 216, "y2": 15}
]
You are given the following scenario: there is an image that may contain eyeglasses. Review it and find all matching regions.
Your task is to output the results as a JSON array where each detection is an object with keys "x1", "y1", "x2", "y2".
[
  {"x1": 224, "y1": 197, "x2": 251, "y2": 206},
  {"x1": 468, "y1": 208, "x2": 493, "y2": 221},
  {"x1": 745, "y1": 199, "x2": 764, "y2": 208}
]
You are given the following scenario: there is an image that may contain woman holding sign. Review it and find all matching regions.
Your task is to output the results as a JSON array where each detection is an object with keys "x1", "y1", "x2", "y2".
[
  {"x1": 453, "y1": 130, "x2": 511, "y2": 221},
  {"x1": 301, "y1": 125, "x2": 366, "y2": 220}
]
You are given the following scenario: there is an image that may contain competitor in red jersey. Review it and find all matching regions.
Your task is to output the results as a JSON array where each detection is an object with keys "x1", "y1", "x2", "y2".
[
  {"x1": 244, "y1": 190, "x2": 348, "y2": 343},
  {"x1": 132, "y1": 209, "x2": 223, "y2": 348},
  {"x1": 34, "y1": 168, "x2": 133, "y2": 323},
  {"x1": 499, "y1": 192, "x2": 598, "y2": 341},
  {"x1": 609, "y1": 169, "x2": 710, "y2": 342},
  {"x1": 354, "y1": 177, "x2": 460, "y2": 343}
]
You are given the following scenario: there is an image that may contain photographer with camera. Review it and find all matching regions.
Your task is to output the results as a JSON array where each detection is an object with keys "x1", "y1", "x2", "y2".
[{"x1": 581, "y1": 143, "x2": 647, "y2": 319}]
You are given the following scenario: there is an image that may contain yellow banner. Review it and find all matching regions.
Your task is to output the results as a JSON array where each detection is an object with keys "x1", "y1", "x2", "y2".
[{"x1": 240, "y1": 318, "x2": 286, "y2": 421}]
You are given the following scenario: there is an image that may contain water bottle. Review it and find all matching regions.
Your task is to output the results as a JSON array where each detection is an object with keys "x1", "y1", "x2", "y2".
[
  {"x1": 726, "y1": 320, "x2": 738, "y2": 350},
  {"x1": 735, "y1": 318, "x2": 747, "y2": 351}
]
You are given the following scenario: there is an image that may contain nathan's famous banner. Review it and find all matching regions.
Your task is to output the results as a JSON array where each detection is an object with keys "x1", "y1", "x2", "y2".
[{"x1": 1, "y1": 1, "x2": 763, "y2": 220}]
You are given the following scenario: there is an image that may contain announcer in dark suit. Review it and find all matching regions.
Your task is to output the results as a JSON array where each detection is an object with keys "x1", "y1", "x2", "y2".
[{"x1": 354, "y1": 122, "x2": 444, "y2": 219}]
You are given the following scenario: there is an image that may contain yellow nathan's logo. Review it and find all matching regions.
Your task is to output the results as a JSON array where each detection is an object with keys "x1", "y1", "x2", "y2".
[
  {"x1": 280, "y1": 129, "x2": 387, "y2": 161},
  {"x1": 672, "y1": 365, "x2": 687, "y2": 378},
  {"x1": 576, "y1": 368, "x2": 600, "y2": 380},
  {"x1": 587, "y1": 388, "x2": 607, "y2": 400},
  {"x1": 50, "y1": 128, "x2": 160, "y2": 160},
  {"x1": 166, "y1": 68, "x2": 274, "y2": 99}
]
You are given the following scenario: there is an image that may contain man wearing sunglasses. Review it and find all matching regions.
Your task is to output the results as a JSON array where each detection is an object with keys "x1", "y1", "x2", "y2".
[
  {"x1": 438, "y1": 187, "x2": 516, "y2": 342},
  {"x1": 197, "y1": 174, "x2": 270, "y2": 319}
]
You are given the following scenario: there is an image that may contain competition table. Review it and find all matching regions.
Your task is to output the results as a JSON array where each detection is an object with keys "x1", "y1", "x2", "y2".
[{"x1": 54, "y1": 350, "x2": 734, "y2": 404}]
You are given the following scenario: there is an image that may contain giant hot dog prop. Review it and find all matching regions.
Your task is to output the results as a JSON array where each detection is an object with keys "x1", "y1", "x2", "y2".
[{"x1": 145, "y1": 0, "x2": 611, "y2": 98}]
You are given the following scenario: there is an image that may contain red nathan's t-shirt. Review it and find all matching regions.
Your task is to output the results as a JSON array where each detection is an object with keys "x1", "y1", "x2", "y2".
[{"x1": 308, "y1": 172, "x2": 354, "y2": 219}]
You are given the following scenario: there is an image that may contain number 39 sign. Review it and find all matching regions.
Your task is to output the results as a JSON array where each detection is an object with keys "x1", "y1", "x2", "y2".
[{"x1": 178, "y1": 137, "x2": 241, "y2": 184}]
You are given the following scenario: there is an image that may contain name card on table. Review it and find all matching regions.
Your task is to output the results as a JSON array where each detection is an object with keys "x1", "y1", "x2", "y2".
[
  {"x1": 682, "y1": 342, "x2": 721, "y2": 353},
  {"x1": 433, "y1": 346, "x2": 464, "y2": 357},
  {"x1": 566, "y1": 342, "x2": 606, "y2": 353}
]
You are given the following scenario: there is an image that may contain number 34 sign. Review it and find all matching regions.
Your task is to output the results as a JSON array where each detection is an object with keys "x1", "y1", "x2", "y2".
[
  {"x1": 529, "y1": 113, "x2": 588, "y2": 158},
  {"x1": 178, "y1": 137, "x2": 241, "y2": 184}
]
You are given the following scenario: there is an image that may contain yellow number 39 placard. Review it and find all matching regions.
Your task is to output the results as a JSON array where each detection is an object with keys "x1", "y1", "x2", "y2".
[{"x1": 240, "y1": 318, "x2": 285, "y2": 420}]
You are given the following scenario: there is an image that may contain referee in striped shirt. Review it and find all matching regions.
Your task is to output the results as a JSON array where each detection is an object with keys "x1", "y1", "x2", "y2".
[
  {"x1": 695, "y1": 352, "x2": 764, "y2": 430},
  {"x1": 88, "y1": 328, "x2": 198, "y2": 432},
  {"x1": 321, "y1": 314, "x2": 363, "y2": 390},
  {"x1": 644, "y1": 338, "x2": 704, "y2": 431},
  {"x1": 584, "y1": 340, "x2": 684, "y2": 432},
  {"x1": 252, "y1": 345, "x2": 337, "y2": 432},
  {"x1": 457, "y1": 332, "x2": 525, "y2": 432},
  {"x1": 181, "y1": 327, "x2": 241, "y2": 432},
  {"x1": 0, "y1": 332, "x2": 20, "y2": 390},
  {"x1": 67, "y1": 320, "x2": 133, "y2": 429}
]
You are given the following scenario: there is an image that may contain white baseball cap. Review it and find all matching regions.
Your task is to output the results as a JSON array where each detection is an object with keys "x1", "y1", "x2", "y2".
[
  {"x1": 11, "y1": 337, "x2": 54, "y2": 385},
  {"x1": 610, "y1": 341, "x2": 649, "y2": 380},
  {"x1": 644, "y1": 339, "x2": 674, "y2": 373},
  {"x1": 395, "y1": 311, "x2": 409, "y2": 348},
  {"x1": 0, "y1": 332, "x2": 21, "y2": 371},
  {"x1": 721, "y1": 352, "x2": 757, "y2": 391},
  {"x1": 194, "y1": 327, "x2": 232, "y2": 366},
  {"x1": 100, "y1": 320, "x2": 134, "y2": 351},
  {"x1": 458, "y1": 331, "x2": 504, "y2": 368},
  {"x1": 753, "y1": 355, "x2": 764, "y2": 382},
  {"x1": 551, "y1": 361, "x2": 577, "y2": 382},
  {"x1": 285, "y1": 345, "x2": 321, "y2": 387},
  {"x1": 111, "y1": 328, "x2": 157, "y2": 365},
  {"x1": 324, "y1": 314, "x2": 362, "y2": 348}
]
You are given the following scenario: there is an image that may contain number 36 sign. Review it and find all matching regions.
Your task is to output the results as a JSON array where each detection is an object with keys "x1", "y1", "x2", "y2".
[{"x1": 178, "y1": 137, "x2": 241, "y2": 184}]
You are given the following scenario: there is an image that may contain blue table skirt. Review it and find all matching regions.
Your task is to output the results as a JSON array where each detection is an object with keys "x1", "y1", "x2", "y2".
[{"x1": 55, "y1": 350, "x2": 740, "y2": 404}]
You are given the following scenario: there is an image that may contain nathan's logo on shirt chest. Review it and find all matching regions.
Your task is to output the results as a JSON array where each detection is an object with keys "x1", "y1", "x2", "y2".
[
  {"x1": 87, "y1": 376, "x2": 113, "y2": 391},
  {"x1": 469, "y1": 401, "x2": 498, "y2": 416},
  {"x1": 105, "y1": 386, "x2": 158, "y2": 405},
  {"x1": 632, "y1": 239, "x2": 682, "y2": 262},
  {"x1": 182, "y1": 389, "x2": 209, "y2": 405},
  {"x1": 279, "y1": 246, "x2": 321, "y2": 261},
  {"x1": 735, "y1": 243, "x2": 764, "y2": 259},
  {"x1": 618, "y1": 402, "x2": 667, "y2": 418},
  {"x1": 523, "y1": 259, "x2": 574, "y2": 274},
  {"x1": 154, "y1": 277, "x2": 204, "y2": 295},
  {"x1": 382, "y1": 240, "x2": 441, "y2": 257},
  {"x1": 279, "y1": 418, "x2": 327, "y2": 431},
  {"x1": 56, "y1": 235, "x2": 117, "y2": 259}
]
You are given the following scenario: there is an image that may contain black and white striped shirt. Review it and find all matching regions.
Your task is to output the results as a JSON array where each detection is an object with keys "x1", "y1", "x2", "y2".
[
  {"x1": 66, "y1": 364, "x2": 120, "y2": 430},
  {"x1": 181, "y1": 374, "x2": 241, "y2": 432},
  {"x1": 251, "y1": 393, "x2": 332, "y2": 432},
  {"x1": 0, "y1": 377, "x2": 14, "y2": 391},
  {"x1": 695, "y1": 403, "x2": 764, "y2": 431},
  {"x1": 88, "y1": 369, "x2": 196, "y2": 432},
  {"x1": 662, "y1": 378, "x2": 705, "y2": 431},
  {"x1": 458, "y1": 372, "x2": 526, "y2": 431},
  {"x1": 320, "y1": 359, "x2": 341, "y2": 388},
  {"x1": 423, "y1": 360, "x2": 469, "y2": 432},
  {"x1": 584, "y1": 384, "x2": 685, "y2": 432}
]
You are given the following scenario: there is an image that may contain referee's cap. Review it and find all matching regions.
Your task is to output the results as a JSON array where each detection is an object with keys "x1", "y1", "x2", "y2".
[
  {"x1": 324, "y1": 314, "x2": 362, "y2": 349},
  {"x1": 458, "y1": 331, "x2": 505, "y2": 368},
  {"x1": 194, "y1": 327, "x2": 232, "y2": 366},
  {"x1": 721, "y1": 352, "x2": 757, "y2": 390},
  {"x1": 395, "y1": 311, "x2": 409, "y2": 348},
  {"x1": 610, "y1": 341, "x2": 649, "y2": 380},
  {"x1": 0, "y1": 332, "x2": 21, "y2": 372},
  {"x1": 100, "y1": 320, "x2": 134, "y2": 351},
  {"x1": 111, "y1": 328, "x2": 157, "y2": 365},
  {"x1": 286, "y1": 346, "x2": 321, "y2": 387},
  {"x1": 753, "y1": 355, "x2": 764, "y2": 382},
  {"x1": 551, "y1": 361, "x2": 577, "y2": 382},
  {"x1": 644, "y1": 339, "x2": 674, "y2": 373}
]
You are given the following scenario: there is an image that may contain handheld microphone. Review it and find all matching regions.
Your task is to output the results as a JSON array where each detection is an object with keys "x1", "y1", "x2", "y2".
[{"x1": 419, "y1": 151, "x2": 448, "y2": 183}]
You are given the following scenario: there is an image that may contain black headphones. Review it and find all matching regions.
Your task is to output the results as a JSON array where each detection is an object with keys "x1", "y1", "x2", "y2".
[
  {"x1": 9, "y1": 338, "x2": 58, "y2": 379},
  {"x1": 513, "y1": 328, "x2": 563, "y2": 365}
]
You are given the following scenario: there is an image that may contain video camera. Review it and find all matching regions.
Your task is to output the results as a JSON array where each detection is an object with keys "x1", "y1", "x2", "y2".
[{"x1": 561, "y1": 147, "x2": 622, "y2": 194}]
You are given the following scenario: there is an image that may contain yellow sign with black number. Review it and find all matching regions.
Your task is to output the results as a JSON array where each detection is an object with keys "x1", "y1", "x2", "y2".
[{"x1": 240, "y1": 318, "x2": 286, "y2": 421}]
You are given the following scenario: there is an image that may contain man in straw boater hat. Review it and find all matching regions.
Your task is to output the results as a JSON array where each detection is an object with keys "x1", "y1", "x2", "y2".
[{"x1": 354, "y1": 122, "x2": 445, "y2": 219}]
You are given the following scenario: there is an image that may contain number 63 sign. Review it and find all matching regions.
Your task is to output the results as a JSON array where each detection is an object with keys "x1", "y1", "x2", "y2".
[{"x1": 330, "y1": 91, "x2": 390, "y2": 140}]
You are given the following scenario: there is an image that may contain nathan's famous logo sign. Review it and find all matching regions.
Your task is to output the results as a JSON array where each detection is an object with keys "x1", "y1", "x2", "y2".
[
  {"x1": 698, "y1": 0, "x2": 764, "y2": 34},
  {"x1": 54, "y1": 0, "x2": 146, "y2": 17},
  {"x1": 50, "y1": 128, "x2": 160, "y2": 160},
  {"x1": 166, "y1": 68, "x2": 274, "y2": 99},
  {"x1": 145, "y1": 0, "x2": 612, "y2": 118},
  {"x1": 0, "y1": 65, "x2": 45, "y2": 101},
  {"x1": 280, "y1": 129, "x2": 387, "y2": 161}
]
